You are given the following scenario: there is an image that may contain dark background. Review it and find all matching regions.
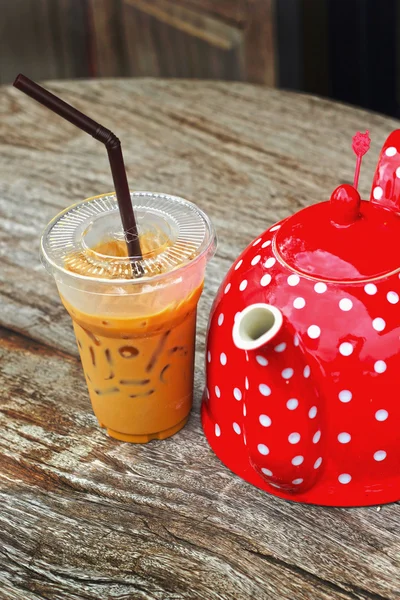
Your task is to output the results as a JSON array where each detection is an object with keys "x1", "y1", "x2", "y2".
[{"x1": 1, "y1": 0, "x2": 398, "y2": 117}]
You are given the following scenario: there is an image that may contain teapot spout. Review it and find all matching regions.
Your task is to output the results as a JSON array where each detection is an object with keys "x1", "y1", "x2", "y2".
[
  {"x1": 232, "y1": 303, "x2": 324, "y2": 494},
  {"x1": 232, "y1": 304, "x2": 283, "y2": 351}
]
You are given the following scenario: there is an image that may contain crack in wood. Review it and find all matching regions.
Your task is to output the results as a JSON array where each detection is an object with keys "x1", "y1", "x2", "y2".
[{"x1": 245, "y1": 548, "x2": 392, "y2": 600}]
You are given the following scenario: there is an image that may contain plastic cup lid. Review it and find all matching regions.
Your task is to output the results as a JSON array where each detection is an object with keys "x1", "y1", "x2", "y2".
[{"x1": 41, "y1": 192, "x2": 216, "y2": 282}]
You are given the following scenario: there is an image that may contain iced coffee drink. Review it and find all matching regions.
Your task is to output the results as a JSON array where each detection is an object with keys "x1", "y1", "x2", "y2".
[{"x1": 41, "y1": 192, "x2": 216, "y2": 443}]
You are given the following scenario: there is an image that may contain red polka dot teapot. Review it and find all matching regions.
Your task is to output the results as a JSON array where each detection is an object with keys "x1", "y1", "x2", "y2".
[{"x1": 202, "y1": 130, "x2": 400, "y2": 506}]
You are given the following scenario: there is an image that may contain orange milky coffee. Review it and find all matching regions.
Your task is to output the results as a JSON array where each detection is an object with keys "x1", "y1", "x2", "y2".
[{"x1": 62, "y1": 236, "x2": 202, "y2": 443}]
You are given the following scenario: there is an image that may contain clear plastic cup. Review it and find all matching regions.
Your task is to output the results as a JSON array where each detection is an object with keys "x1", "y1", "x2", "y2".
[{"x1": 41, "y1": 191, "x2": 216, "y2": 443}]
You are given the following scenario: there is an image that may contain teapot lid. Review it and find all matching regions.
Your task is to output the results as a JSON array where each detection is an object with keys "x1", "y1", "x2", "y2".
[{"x1": 275, "y1": 131, "x2": 400, "y2": 283}]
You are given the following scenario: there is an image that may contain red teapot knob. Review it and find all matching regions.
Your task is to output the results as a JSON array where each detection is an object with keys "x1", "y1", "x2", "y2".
[{"x1": 330, "y1": 184, "x2": 361, "y2": 226}]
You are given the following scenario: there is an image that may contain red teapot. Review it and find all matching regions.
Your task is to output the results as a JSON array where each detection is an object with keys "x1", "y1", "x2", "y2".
[{"x1": 202, "y1": 131, "x2": 400, "y2": 506}]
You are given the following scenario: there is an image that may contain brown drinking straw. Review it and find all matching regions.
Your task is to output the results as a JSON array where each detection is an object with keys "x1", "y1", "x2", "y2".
[{"x1": 13, "y1": 74, "x2": 143, "y2": 270}]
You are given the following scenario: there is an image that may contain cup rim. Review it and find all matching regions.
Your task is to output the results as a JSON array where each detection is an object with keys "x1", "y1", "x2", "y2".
[{"x1": 41, "y1": 191, "x2": 217, "y2": 285}]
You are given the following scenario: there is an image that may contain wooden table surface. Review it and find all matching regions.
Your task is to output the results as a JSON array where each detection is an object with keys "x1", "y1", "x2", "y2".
[{"x1": 1, "y1": 79, "x2": 399, "y2": 600}]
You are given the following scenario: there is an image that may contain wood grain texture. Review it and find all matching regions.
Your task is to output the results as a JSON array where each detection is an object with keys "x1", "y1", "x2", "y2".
[
  {"x1": 243, "y1": 0, "x2": 276, "y2": 85},
  {"x1": 0, "y1": 0, "x2": 58, "y2": 84},
  {"x1": 0, "y1": 0, "x2": 276, "y2": 85},
  {"x1": 0, "y1": 0, "x2": 90, "y2": 84},
  {"x1": 167, "y1": 0, "x2": 252, "y2": 24},
  {"x1": 123, "y1": 0, "x2": 243, "y2": 50},
  {"x1": 88, "y1": 0, "x2": 128, "y2": 78},
  {"x1": 118, "y1": 0, "x2": 273, "y2": 82},
  {"x1": 1, "y1": 79, "x2": 400, "y2": 599}
]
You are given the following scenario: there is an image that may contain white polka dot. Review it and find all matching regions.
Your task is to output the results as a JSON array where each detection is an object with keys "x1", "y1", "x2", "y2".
[
  {"x1": 385, "y1": 146, "x2": 397, "y2": 156},
  {"x1": 233, "y1": 388, "x2": 242, "y2": 401},
  {"x1": 339, "y1": 342, "x2": 353, "y2": 356},
  {"x1": 215, "y1": 424, "x2": 221, "y2": 437},
  {"x1": 292, "y1": 455, "x2": 304, "y2": 466},
  {"x1": 288, "y1": 432, "x2": 300, "y2": 444},
  {"x1": 259, "y1": 383, "x2": 271, "y2": 396},
  {"x1": 338, "y1": 473, "x2": 351, "y2": 484},
  {"x1": 303, "y1": 365, "x2": 311, "y2": 378},
  {"x1": 307, "y1": 325, "x2": 321, "y2": 339},
  {"x1": 256, "y1": 355, "x2": 268, "y2": 366},
  {"x1": 339, "y1": 298, "x2": 353, "y2": 311},
  {"x1": 314, "y1": 457, "x2": 323, "y2": 469},
  {"x1": 239, "y1": 279, "x2": 248, "y2": 291},
  {"x1": 364, "y1": 283, "x2": 377, "y2": 295},
  {"x1": 251, "y1": 255, "x2": 261, "y2": 266},
  {"x1": 282, "y1": 368, "x2": 294, "y2": 379},
  {"x1": 243, "y1": 404, "x2": 247, "y2": 416},
  {"x1": 258, "y1": 444, "x2": 269, "y2": 455},
  {"x1": 261, "y1": 467, "x2": 273, "y2": 476},
  {"x1": 314, "y1": 282, "x2": 327, "y2": 294},
  {"x1": 287, "y1": 398, "x2": 299, "y2": 410},
  {"x1": 224, "y1": 283, "x2": 231, "y2": 294},
  {"x1": 375, "y1": 409, "x2": 388, "y2": 421},
  {"x1": 292, "y1": 478, "x2": 303, "y2": 485},
  {"x1": 260, "y1": 274, "x2": 272, "y2": 287},
  {"x1": 313, "y1": 430, "x2": 321, "y2": 444},
  {"x1": 233, "y1": 422, "x2": 241, "y2": 435},
  {"x1": 270, "y1": 225, "x2": 281, "y2": 232},
  {"x1": 265, "y1": 257, "x2": 276, "y2": 268},
  {"x1": 259, "y1": 414, "x2": 272, "y2": 427},
  {"x1": 253, "y1": 237, "x2": 262, "y2": 246},
  {"x1": 374, "y1": 450, "x2": 387, "y2": 461},
  {"x1": 220, "y1": 353, "x2": 227, "y2": 365},
  {"x1": 374, "y1": 360, "x2": 387, "y2": 374},
  {"x1": 261, "y1": 240, "x2": 271, "y2": 248},
  {"x1": 373, "y1": 186, "x2": 383, "y2": 200},
  {"x1": 215, "y1": 386, "x2": 221, "y2": 398},
  {"x1": 372, "y1": 317, "x2": 386, "y2": 332},
  {"x1": 245, "y1": 377, "x2": 249, "y2": 390},
  {"x1": 274, "y1": 343, "x2": 286, "y2": 353},
  {"x1": 287, "y1": 274, "x2": 300, "y2": 286},
  {"x1": 396, "y1": 167, "x2": 400, "y2": 178},
  {"x1": 339, "y1": 390, "x2": 352, "y2": 403},
  {"x1": 338, "y1": 432, "x2": 351, "y2": 444},
  {"x1": 387, "y1": 291, "x2": 399, "y2": 304},
  {"x1": 207, "y1": 351, "x2": 211, "y2": 363},
  {"x1": 218, "y1": 313, "x2": 224, "y2": 326},
  {"x1": 294, "y1": 334, "x2": 300, "y2": 347},
  {"x1": 308, "y1": 406, "x2": 317, "y2": 419},
  {"x1": 293, "y1": 297, "x2": 306, "y2": 309},
  {"x1": 235, "y1": 259, "x2": 243, "y2": 270}
]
